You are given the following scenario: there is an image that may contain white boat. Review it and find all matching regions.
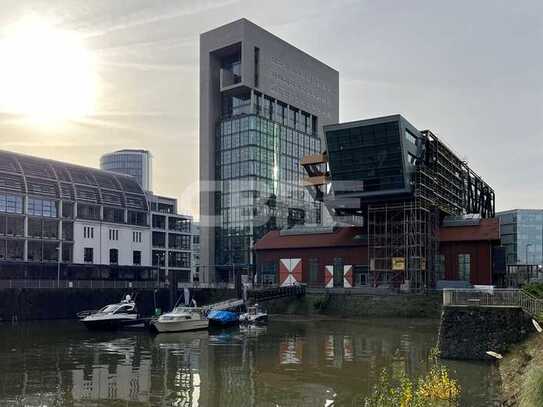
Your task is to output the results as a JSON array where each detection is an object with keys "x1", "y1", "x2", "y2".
[
  {"x1": 239, "y1": 304, "x2": 268, "y2": 325},
  {"x1": 150, "y1": 307, "x2": 209, "y2": 333},
  {"x1": 80, "y1": 296, "x2": 141, "y2": 331}
]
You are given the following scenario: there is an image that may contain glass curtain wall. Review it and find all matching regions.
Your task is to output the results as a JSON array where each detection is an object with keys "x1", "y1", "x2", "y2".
[{"x1": 215, "y1": 92, "x2": 321, "y2": 269}]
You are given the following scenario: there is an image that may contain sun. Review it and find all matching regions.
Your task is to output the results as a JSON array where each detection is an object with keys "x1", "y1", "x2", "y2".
[{"x1": 0, "y1": 17, "x2": 98, "y2": 124}]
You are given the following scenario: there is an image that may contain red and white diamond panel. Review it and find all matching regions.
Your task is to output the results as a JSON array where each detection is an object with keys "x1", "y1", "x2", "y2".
[
  {"x1": 324, "y1": 265, "x2": 353, "y2": 288},
  {"x1": 279, "y1": 258, "x2": 302, "y2": 287}
]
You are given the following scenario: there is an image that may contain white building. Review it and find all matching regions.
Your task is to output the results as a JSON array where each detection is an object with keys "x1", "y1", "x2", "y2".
[{"x1": 0, "y1": 149, "x2": 153, "y2": 282}]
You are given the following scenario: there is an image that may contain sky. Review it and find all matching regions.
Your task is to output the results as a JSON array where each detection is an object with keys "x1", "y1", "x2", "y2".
[{"x1": 0, "y1": 0, "x2": 542, "y2": 217}]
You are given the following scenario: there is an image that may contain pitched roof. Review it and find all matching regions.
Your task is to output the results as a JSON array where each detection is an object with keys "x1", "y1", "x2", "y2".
[{"x1": 254, "y1": 227, "x2": 367, "y2": 250}]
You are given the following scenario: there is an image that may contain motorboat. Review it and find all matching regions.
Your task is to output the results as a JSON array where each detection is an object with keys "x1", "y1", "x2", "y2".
[
  {"x1": 239, "y1": 304, "x2": 268, "y2": 325},
  {"x1": 150, "y1": 307, "x2": 209, "y2": 333},
  {"x1": 207, "y1": 310, "x2": 239, "y2": 328},
  {"x1": 80, "y1": 295, "x2": 142, "y2": 331}
]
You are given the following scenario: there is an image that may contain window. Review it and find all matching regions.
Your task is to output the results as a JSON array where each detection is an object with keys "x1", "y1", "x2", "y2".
[
  {"x1": 133, "y1": 231, "x2": 142, "y2": 243},
  {"x1": 128, "y1": 210, "x2": 147, "y2": 226},
  {"x1": 254, "y1": 47, "x2": 260, "y2": 87},
  {"x1": 103, "y1": 207, "x2": 124, "y2": 223},
  {"x1": 169, "y1": 234, "x2": 191, "y2": 250},
  {"x1": 77, "y1": 203, "x2": 100, "y2": 220},
  {"x1": 405, "y1": 129, "x2": 418, "y2": 145},
  {"x1": 153, "y1": 250, "x2": 166, "y2": 267},
  {"x1": 6, "y1": 216, "x2": 24, "y2": 236},
  {"x1": 133, "y1": 250, "x2": 142, "y2": 265},
  {"x1": 109, "y1": 248, "x2": 118, "y2": 264},
  {"x1": 62, "y1": 202, "x2": 74, "y2": 219},
  {"x1": 0, "y1": 194, "x2": 23, "y2": 214},
  {"x1": 168, "y1": 251, "x2": 190, "y2": 268},
  {"x1": 84, "y1": 247, "x2": 94, "y2": 263},
  {"x1": 458, "y1": 254, "x2": 471, "y2": 282},
  {"x1": 108, "y1": 229, "x2": 119, "y2": 241},
  {"x1": 28, "y1": 198, "x2": 58, "y2": 217},
  {"x1": 83, "y1": 226, "x2": 95, "y2": 239},
  {"x1": 152, "y1": 214, "x2": 166, "y2": 229},
  {"x1": 308, "y1": 257, "x2": 319, "y2": 284},
  {"x1": 152, "y1": 232, "x2": 166, "y2": 248},
  {"x1": 169, "y1": 217, "x2": 191, "y2": 232}
]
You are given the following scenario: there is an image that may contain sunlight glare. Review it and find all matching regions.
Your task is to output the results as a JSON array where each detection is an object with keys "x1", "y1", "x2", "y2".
[{"x1": 0, "y1": 17, "x2": 98, "y2": 124}]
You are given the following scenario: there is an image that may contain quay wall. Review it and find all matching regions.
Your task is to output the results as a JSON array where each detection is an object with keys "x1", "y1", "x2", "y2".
[
  {"x1": 0, "y1": 288, "x2": 236, "y2": 322},
  {"x1": 266, "y1": 291, "x2": 443, "y2": 319},
  {"x1": 438, "y1": 305, "x2": 535, "y2": 360}
]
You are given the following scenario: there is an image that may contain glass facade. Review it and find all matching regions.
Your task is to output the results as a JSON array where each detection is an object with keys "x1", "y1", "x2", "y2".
[
  {"x1": 326, "y1": 121, "x2": 405, "y2": 195},
  {"x1": 100, "y1": 150, "x2": 152, "y2": 191},
  {"x1": 498, "y1": 210, "x2": 543, "y2": 265},
  {"x1": 215, "y1": 105, "x2": 321, "y2": 268}
]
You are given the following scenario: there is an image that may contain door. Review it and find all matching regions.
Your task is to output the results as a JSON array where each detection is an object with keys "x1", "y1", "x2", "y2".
[{"x1": 333, "y1": 257, "x2": 344, "y2": 287}]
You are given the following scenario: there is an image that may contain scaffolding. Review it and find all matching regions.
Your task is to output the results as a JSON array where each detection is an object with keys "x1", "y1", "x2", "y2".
[{"x1": 368, "y1": 168, "x2": 440, "y2": 291}]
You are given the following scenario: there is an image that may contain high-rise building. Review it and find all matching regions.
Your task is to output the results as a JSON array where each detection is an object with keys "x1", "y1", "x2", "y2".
[
  {"x1": 100, "y1": 149, "x2": 153, "y2": 192},
  {"x1": 199, "y1": 18, "x2": 339, "y2": 282},
  {"x1": 497, "y1": 209, "x2": 543, "y2": 265}
]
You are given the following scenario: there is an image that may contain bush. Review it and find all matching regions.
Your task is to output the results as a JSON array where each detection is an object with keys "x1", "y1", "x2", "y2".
[
  {"x1": 359, "y1": 353, "x2": 461, "y2": 407},
  {"x1": 520, "y1": 366, "x2": 543, "y2": 407},
  {"x1": 522, "y1": 283, "x2": 543, "y2": 299}
]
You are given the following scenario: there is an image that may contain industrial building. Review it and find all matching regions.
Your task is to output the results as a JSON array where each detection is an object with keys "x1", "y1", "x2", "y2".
[
  {"x1": 199, "y1": 18, "x2": 339, "y2": 283},
  {"x1": 0, "y1": 149, "x2": 156, "y2": 284},
  {"x1": 256, "y1": 115, "x2": 499, "y2": 290},
  {"x1": 256, "y1": 218, "x2": 501, "y2": 288}
]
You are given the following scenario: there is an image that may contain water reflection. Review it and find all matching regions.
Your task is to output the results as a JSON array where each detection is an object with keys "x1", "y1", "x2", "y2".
[{"x1": 0, "y1": 317, "x2": 500, "y2": 406}]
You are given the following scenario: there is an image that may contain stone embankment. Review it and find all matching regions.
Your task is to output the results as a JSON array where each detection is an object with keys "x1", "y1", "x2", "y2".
[{"x1": 438, "y1": 306, "x2": 535, "y2": 360}]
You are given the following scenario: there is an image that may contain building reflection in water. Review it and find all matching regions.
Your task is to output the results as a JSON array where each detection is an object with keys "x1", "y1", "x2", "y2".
[{"x1": 0, "y1": 319, "x2": 501, "y2": 406}]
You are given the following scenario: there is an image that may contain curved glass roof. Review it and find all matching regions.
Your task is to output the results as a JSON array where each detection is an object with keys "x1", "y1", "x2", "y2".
[{"x1": 0, "y1": 150, "x2": 148, "y2": 211}]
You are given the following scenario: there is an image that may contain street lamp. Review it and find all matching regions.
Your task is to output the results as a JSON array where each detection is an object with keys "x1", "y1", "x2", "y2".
[{"x1": 56, "y1": 245, "x2": 61, "y2": 288}]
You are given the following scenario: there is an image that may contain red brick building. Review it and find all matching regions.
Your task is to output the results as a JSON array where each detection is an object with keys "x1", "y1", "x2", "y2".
[{"x1": 255, "y1": 219, "x2": 501, "y2": 288}]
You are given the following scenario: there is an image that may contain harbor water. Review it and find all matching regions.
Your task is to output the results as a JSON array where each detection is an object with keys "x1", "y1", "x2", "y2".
[{"x1": 0, "y1": 317, "x2": 501, "y2": 406}]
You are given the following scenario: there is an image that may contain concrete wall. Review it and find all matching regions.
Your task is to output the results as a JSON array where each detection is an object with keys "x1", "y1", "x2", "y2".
[
  {"x1": 265, "y1": 292, "x2": 442, "y2": 319},
  {"x1": 438, "y1": 305, "x2": 535, "y2": 360},
  {"x1": 0, "y1": 288, "x2": 237, "y2": 322}
]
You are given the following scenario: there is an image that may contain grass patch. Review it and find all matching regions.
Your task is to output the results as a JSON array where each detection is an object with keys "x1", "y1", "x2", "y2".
[{"x1": 519, "y1": 366, "x2": 543, "y2": 407}]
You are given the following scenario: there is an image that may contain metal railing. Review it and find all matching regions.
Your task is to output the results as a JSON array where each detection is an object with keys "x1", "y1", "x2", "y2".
[
  {"x1": 0, "y1": 280, "x2": 167, "y2": 290},
  {"x1": 443, "y1": 288, "x2": 543, "y2": 317}
]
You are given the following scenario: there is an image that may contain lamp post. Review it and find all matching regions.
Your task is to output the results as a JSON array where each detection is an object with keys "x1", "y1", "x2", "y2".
[{"x1": 57, "y1": 245, "x2": 61, "y2": 288}]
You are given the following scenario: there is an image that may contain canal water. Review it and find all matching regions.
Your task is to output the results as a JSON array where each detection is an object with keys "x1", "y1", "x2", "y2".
[{"x1": 0, "y1": 317, "x2": 500, "y2": 406}]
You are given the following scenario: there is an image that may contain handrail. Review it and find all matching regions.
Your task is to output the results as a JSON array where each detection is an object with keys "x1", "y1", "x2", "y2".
[{"x1": 443, "y1": 288, "x2": 543, "y2": 317}]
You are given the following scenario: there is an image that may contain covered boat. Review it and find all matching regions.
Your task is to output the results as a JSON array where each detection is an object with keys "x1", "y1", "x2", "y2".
[{"x1": 207, "y1": 310, "x2": 239, "y2": 327}]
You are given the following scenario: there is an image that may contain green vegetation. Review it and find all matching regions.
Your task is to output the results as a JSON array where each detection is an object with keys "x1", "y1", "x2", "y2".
[
  {"x1": 358, "y1": 349, "x2": 461, "y2": 407},
  {"x1": 519, "y1": 366, "x2": 543, "y2": 407},
  {"x1": 522, "y1": 283, "x2": 543, "y2": 299}
]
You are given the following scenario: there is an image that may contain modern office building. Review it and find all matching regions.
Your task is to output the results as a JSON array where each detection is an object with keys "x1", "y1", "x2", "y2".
[
  {"x1": 199, "y1": 18, "x2": 339, "y2": 282},
  {"x1": 0, "y1": 149, "x2": 154, "y2": 283},
  {"x1": 100, "y1": 149, "x2": 153, "y2": 192},
  {"x1": 299, "y1": 114, "x2": 497, "y2": 290},
  {"x1": 497, "y1": 209, "x2": 543, "y2": 266},
  {"x1": 147, "y1": 193, "x2": 192, "y2": 286}
]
